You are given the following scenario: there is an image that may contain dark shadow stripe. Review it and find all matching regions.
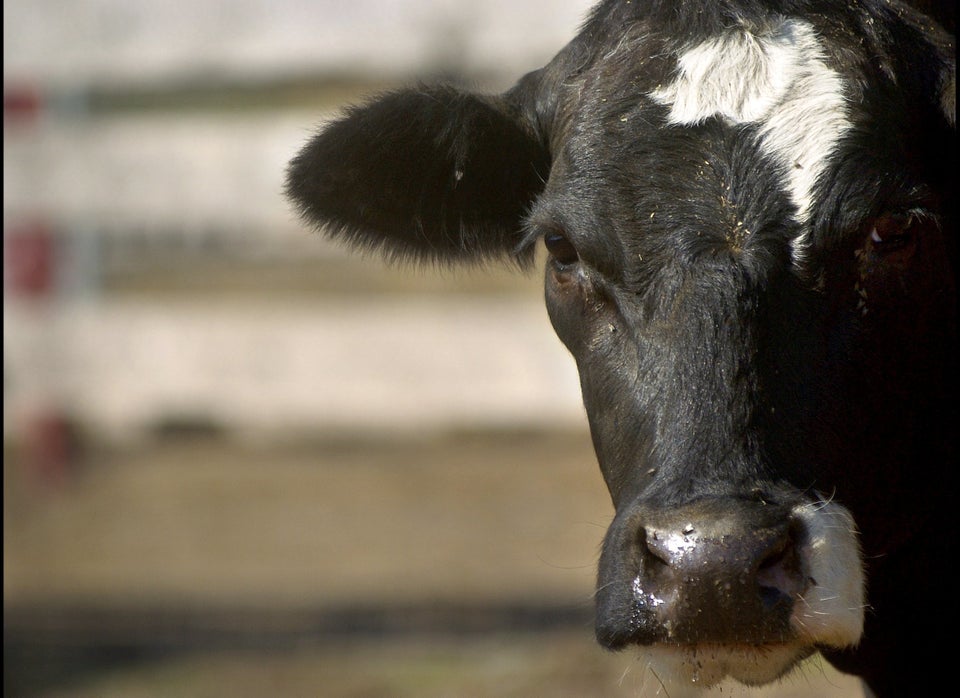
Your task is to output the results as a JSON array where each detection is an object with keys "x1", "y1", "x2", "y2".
[{"x1": 4, "y1": 600, "x2": 595, "y2": 696}]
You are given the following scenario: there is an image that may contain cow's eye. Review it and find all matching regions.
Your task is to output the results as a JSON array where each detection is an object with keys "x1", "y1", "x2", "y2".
[
  {"x1": 866, "y1": 211, "x2": 921, "y2": 257},
  {"x1": 544, "y1": 231, "x2": 579, "y2": 267}
]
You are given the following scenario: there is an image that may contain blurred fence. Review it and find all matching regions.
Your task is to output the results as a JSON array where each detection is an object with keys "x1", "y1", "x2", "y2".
[{"x1": 3, "y1": 0, "x2": 595, "y2": 446}]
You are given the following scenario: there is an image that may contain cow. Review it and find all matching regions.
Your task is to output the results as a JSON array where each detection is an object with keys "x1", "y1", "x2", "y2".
[{"x1": 285, "y1": 1, "x2": 955, "y2": 695}]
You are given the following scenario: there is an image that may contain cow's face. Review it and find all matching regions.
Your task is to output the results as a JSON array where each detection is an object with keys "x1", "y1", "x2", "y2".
[
  {"x1": 533, "y1": 12, "x2": 956, "y2": 686},
  {"x1": 286, "y1": 1, "x2": 955, "y2": 693}
]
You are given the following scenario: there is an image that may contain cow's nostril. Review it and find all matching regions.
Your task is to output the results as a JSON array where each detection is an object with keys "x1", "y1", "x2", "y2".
[
  {"x1": 758, "y1": 582, "x2": 792, "y2": 611},
  {"x1": 641, "y1": 528, "x2": 676, "y2": 567},
  {"x1": 756, "y1": 536, "x2": 804, "y2": 610}
]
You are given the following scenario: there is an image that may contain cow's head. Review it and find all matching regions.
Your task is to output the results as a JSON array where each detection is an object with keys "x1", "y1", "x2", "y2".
[{"x1": 286, "y1": 1, "x2": 955, "y2": 694}]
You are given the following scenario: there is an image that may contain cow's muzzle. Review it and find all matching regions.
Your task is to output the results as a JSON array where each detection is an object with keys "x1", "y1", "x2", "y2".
[{"x1": 595, "y1": 494, "x2": 865, "y2": 683}]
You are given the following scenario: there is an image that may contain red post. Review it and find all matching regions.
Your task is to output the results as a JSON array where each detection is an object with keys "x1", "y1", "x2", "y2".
[
  {"x1": 5, "y1": 219, "x2": 78, "y2": 488},
  {"x1": 5, "y1": 220, "x2": 56, "y2": 296}
]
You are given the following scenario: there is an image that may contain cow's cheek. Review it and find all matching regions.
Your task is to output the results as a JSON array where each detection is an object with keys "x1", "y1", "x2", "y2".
[
  {"x1": 544, "y1": 264, "x2": 607, "y2": 356},
  {"x1": 546, "y1": 267, "x2": 645, "y2": 505}
]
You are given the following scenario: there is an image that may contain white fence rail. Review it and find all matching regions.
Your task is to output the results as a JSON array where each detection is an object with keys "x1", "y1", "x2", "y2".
[
  {"x1": 4, "y1": 296, "x2": 584, "y2": 440},
  {"x1": 4, "y1": 0, "x2": 593, "y2": 89}
]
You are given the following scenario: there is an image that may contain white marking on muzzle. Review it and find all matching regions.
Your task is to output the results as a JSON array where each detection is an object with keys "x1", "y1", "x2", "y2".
[
  {"x1": 791, "y1": 499, "x2": 866, "y2": 648},
  {"x1": 640, "y1": 643, "x2": 813, "y2": 691},
  {"x1": 650, "y1": 19, "x2": 852, "y2": 262}
]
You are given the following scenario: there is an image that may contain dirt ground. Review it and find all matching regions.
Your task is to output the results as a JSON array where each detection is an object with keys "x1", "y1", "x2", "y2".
[
  {"x1": 4, "y1": 431, "x2": 868, "y2": 697},
  {"x1": 32, "y1": 633, "x2": 868, "y2": 698}
]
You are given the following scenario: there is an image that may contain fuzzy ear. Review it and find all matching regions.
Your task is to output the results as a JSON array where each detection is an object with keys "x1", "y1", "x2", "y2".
[
  {"x1": 895, "y1": 1, "x2": 956, "y2": 126},
  {"x1": 285, "y1": 85, "x2": 550, "y2": 265}
]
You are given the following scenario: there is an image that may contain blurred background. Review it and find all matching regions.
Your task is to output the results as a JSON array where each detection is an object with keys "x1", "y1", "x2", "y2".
[{"x1": 4, "y1": 1, "x2": 867, "y2": 696}]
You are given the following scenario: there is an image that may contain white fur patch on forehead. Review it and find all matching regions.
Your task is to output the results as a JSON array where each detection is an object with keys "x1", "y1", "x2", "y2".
[
  {"x1": 650, "y1": 20, "x2": 804, "y2": 125},
  {"x1": 650, "y1": 19, "x2": 852, "y2": 257}
]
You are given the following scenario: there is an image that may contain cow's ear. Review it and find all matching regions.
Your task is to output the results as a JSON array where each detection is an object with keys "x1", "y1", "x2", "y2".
[
  {"x1": 936, "y1": 48, "x2": 955, "y2": 127},
  {"x1": 928, "y1": 20, "x2": 955, "y2": 126},
  {"x1": 285, "y1": 85, "x2": 550, "y2": 265},
  {"x1": 900, "y1": 4, "x2": 955, "y2": 126}
]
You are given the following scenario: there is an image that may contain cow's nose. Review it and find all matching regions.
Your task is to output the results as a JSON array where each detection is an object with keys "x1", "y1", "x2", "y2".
[
  {"x1": 642, "y1": 517, "x2": 805, "y2": 612},
  {"x1": 596, "y1": 502, "x2": 810, "y2": 647}
]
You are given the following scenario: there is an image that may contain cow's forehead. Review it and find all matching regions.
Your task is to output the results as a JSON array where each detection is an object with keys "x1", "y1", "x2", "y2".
[
  {"x1": 542, "y1": 16, "x2": 872, "y2": 269},
  {"x1": 648, "y1": 19, "x2": 850, "y2": 228}
]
